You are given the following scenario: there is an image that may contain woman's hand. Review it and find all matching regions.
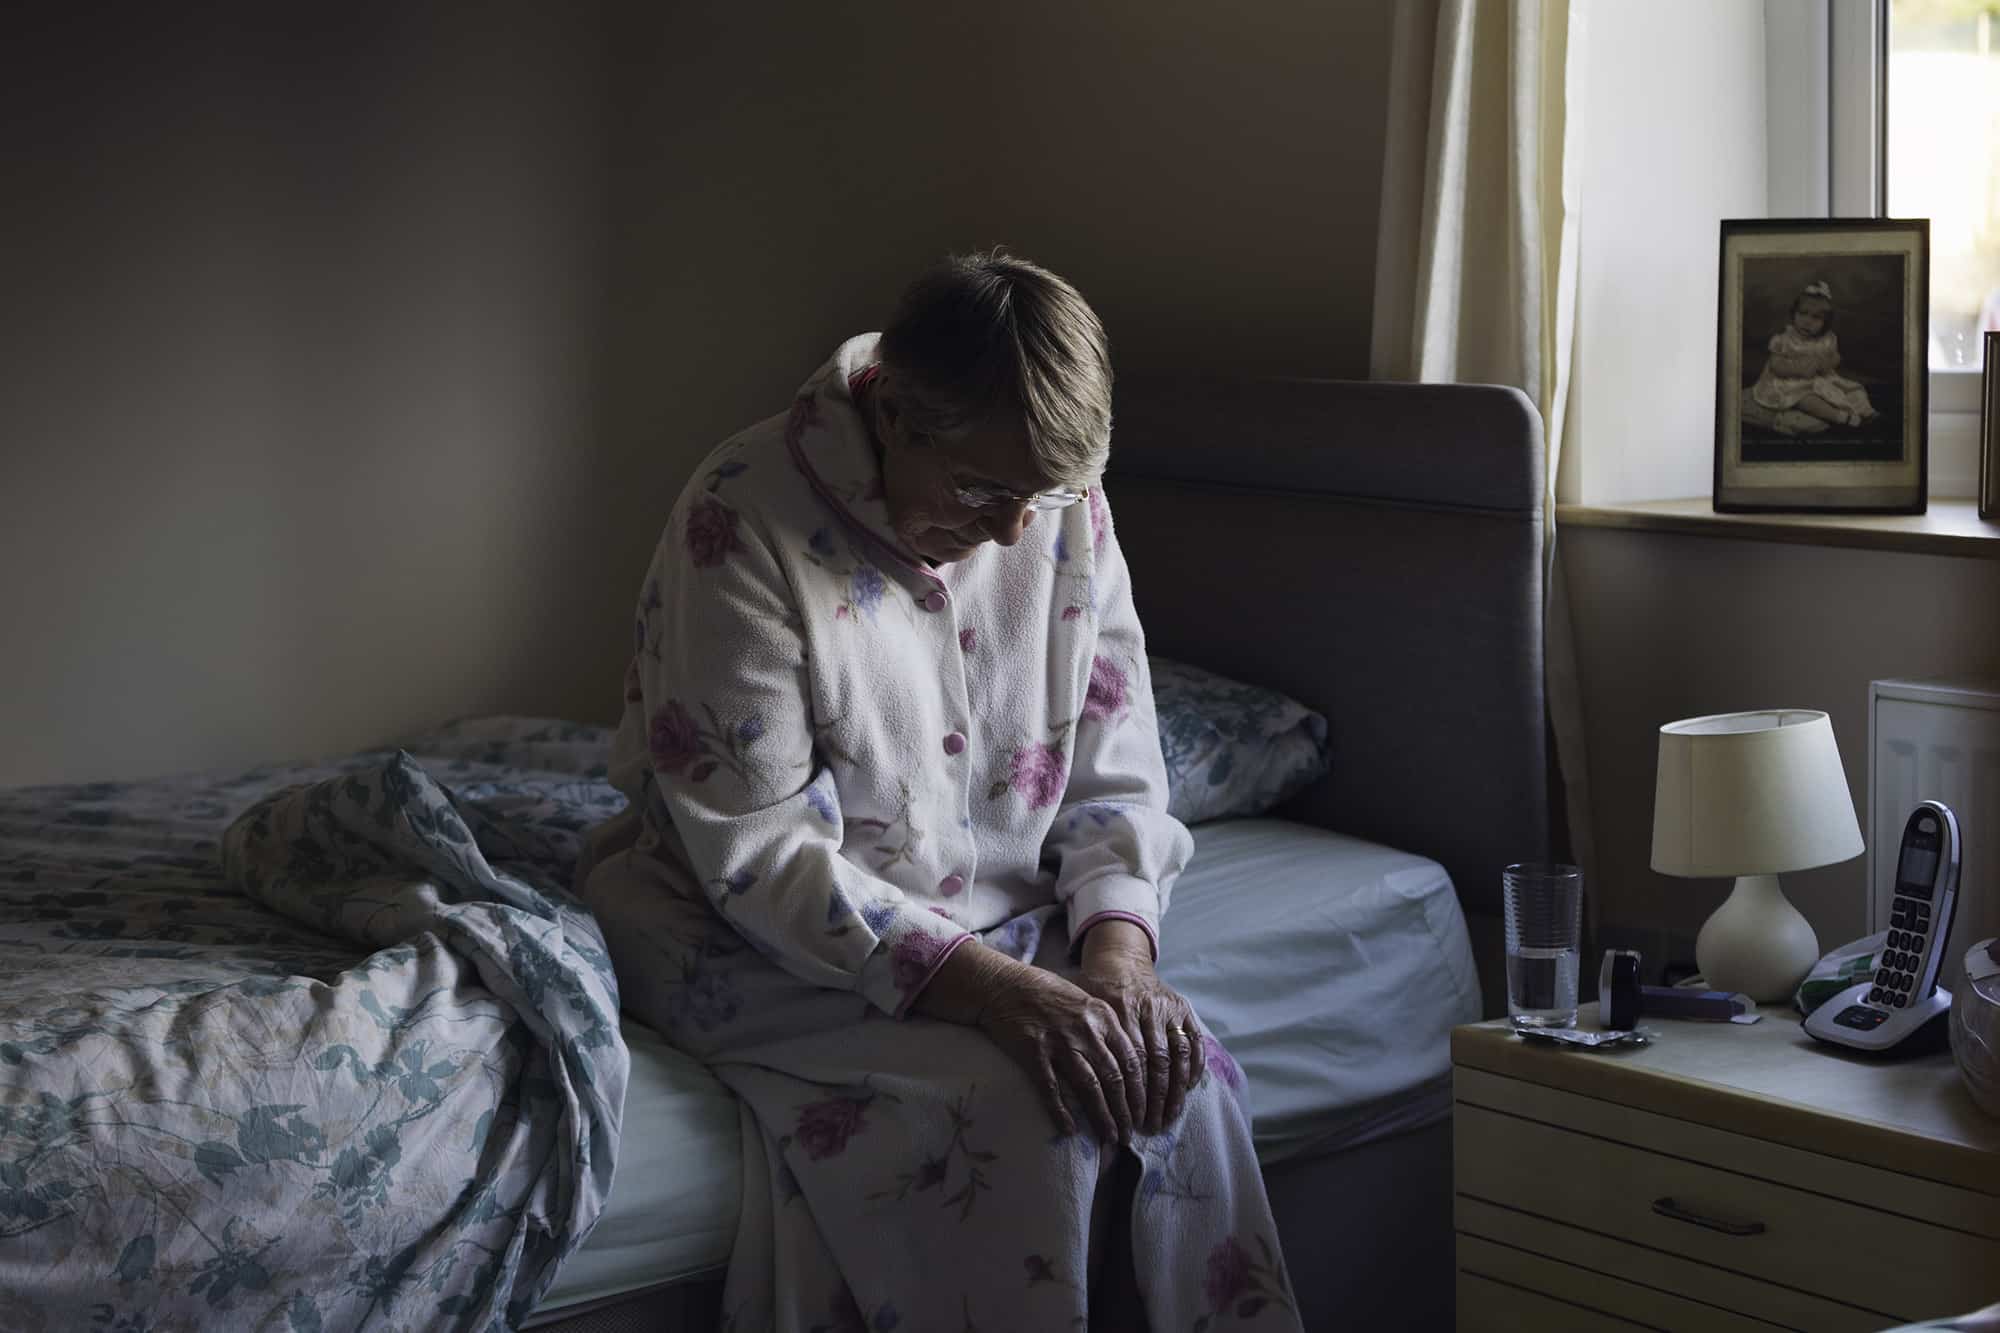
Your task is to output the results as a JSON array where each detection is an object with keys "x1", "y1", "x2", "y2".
[
  {"x1": 1076, "y1": 920, "x2": 1203, "y2": 1136},
  {"x1": 973, "y1": 966, "x2": 1146, "y2": 1143}
]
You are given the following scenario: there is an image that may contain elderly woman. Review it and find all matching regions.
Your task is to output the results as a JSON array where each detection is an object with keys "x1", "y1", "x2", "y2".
[{"x1": 580, "y1": 252, "x2": 1299, "y2": 1330}]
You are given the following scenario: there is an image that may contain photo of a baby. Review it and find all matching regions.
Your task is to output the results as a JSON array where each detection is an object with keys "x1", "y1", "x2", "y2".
[
  {"x1": 1747, "y1": 280, "x2": 1878, "y2": 431},
  {"x1": 1715, "y1": 218, "x2": 1926, "y2": 512},
  {"x1": 1736, "y1": 255, "x2": 1907, "y2": 463}
]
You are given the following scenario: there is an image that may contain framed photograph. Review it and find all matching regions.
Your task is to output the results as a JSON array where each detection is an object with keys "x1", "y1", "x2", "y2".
[
  {"x1": 1715, "y1": 218, "x2": 1929, "y2": 513},
  {"x1": 1984, "y1": 330, "x2": 1998, "y2": 521}
]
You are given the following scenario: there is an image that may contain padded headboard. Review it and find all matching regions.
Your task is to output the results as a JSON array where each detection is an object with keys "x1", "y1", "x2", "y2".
[{"x1": 1106, "y1": 376, "x2": 1551, "y2": 924}]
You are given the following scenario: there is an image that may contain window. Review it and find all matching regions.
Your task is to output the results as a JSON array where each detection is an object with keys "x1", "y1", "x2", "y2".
[
  {"x1": 1820, "y1": 0, "x2": 1987, "y2": 483},
  {"x1": 1887, "y1": 0, "x2": 2000, "y2": 371}
]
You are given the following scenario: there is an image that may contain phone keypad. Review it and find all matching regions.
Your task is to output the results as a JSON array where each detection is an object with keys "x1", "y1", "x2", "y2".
[{"x1": 1872, "y1": 892, "x2": 1932, "y2": 1009}]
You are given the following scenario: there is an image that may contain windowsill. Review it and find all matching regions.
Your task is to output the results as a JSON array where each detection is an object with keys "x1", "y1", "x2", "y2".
[{"x1": 1556, "y1": 497, "x2": 2000, "y2": 559}]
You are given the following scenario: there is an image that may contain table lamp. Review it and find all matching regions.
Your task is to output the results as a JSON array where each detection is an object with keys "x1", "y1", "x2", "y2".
[{"x1": 1650, "y1": 709, "x2": 1865, "y2": 1003}]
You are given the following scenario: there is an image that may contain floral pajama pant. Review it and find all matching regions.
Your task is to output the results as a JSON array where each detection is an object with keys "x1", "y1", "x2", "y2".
[{"x1": 589, "y1": 858, "x2": 1302, "y2": 1333}]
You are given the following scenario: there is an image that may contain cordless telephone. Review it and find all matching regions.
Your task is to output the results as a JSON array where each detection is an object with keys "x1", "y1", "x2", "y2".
[{"x1": 1804, "y1": 801, "x2": 1959, "y2": 1054}]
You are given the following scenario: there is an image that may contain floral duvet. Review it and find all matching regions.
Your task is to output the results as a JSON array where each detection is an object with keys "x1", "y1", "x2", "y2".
[{"x1": 0, "y1": 719, "x2": 628, "y2": 1332}]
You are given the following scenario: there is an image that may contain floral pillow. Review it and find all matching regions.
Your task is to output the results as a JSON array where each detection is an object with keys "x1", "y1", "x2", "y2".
[{"x1": 1148, "y1": 657, "x2": 1332, "y2": 826}]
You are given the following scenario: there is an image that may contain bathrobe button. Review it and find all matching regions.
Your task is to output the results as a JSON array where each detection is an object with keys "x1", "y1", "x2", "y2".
[
  {"x1": 939, "y1": 874, "x2": 965, "y2": 895},
  {"x1": 943, "y1": 731, "x2": 967, "y2": 755},
  {"x1": 923, "y1": 589, "x2": 949, "y2": 613}
]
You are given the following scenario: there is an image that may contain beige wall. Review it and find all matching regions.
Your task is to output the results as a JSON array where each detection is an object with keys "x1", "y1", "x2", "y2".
[
  {"x1": 2, "y1": 4, "x2": 616, "y2": 786},
  {"x1": 2, "y1": 1, "x2": 1395, "y2": 786},
  {"x1": 1566, "y1": 528, "x2": 2000, "y2": 966}
]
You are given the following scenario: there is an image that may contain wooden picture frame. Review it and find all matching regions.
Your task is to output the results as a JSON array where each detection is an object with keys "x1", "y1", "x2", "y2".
[
  {"x1": 1983, "y1": 329, "x2": 1998, "y2": 521},
  {"x1": 1715, "y1": 219, "x2": 1929, "y2": 513}
]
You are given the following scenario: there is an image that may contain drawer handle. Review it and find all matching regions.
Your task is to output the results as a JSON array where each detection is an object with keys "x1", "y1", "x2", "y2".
[{"x1": 1651, "y1": 1196, "x2": 1766, "y2": 1237}]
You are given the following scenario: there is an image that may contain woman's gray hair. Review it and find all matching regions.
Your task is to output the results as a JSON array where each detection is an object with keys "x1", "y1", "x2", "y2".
[{"x1": 875, "y1": 250, "x2": 1112, "y2": 490}]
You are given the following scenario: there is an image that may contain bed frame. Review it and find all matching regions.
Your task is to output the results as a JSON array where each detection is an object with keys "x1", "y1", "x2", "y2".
[
  {"x1": 1108, "y1": 374, "x2": 1552, "y2": 1017},
  {"x1": 1108, "y1": 375, "x2": 1552, "y2": 1332},
  {"x1": 531, "y1": 377, "x2": 1553, "y2": 1333}
]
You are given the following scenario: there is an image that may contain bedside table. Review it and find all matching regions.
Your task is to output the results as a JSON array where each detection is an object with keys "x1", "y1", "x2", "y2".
[{"x1": 1452, "y1": 1003, "x2": 2000, "y2": 1331}]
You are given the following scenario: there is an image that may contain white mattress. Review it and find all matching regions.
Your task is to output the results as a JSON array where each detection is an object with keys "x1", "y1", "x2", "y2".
[
  {"x1": 532, "y1": 817, "x2": 1479, "y2": 1318},
  {"x1": 530, "y1": 1020, "x2": 741, "y2": 1319},
  {"x1": 1158, "y1": 819, "x2": 1481, "y2": 1165}
]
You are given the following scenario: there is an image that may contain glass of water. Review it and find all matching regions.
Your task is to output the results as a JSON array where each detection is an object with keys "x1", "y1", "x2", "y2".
[{"x1": 1504, "y1": 863, "x2": 1584, "y2": 1029}]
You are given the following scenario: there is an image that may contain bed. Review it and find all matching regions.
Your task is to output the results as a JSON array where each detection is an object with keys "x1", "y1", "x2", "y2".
[{"x1": 0, "y1": 377, "x2": 1549, "y2": 1332}]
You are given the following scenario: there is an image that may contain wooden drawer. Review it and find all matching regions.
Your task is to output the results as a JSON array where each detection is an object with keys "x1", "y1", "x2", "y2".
[
  {"x1": 1458, "y1": 1270, "x2": 1658, "y2": 1332},
  {"x1": 1457, "y1": 1198, "x2": 1886, "y2": 1332},
  {"x1": 1457, "y1": 1235, "x2": 1795, "y2": 1332},
  {"x1": 1455, "y1": 1100, "x2": 2000, "y2": 1321}
]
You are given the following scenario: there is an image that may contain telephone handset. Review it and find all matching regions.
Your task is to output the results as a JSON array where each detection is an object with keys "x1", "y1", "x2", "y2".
[{"x1": 1803, "y1": 800, "x2": 1959, "y2": 1054}]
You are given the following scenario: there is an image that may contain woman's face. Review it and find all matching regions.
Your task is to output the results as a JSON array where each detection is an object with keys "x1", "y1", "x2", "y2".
[{"x1": 874, "y1": 390, "x2": 1052, "y2": 565}]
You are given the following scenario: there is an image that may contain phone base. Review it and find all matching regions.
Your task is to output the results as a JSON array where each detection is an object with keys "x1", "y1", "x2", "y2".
[{"x1": 1802, "y1": 980, "x2": 1952, "y2": 1055}]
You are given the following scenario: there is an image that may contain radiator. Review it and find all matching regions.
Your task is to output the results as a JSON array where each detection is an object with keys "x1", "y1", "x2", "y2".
[{"x1": 1869, "y1": 676, "x2": 2000, "y2": 996}]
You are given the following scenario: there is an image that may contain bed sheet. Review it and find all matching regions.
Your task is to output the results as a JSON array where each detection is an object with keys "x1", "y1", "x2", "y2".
[
  {"x1": 1160, "y1": 818, "x2": 1481, "y2": 1165},
  {"x1": 0, "y1": 718, "x2": 629, "y2": 1327},
  {"x1": 528, "y1": 1019, "x2": 740, "y2": 1318}
]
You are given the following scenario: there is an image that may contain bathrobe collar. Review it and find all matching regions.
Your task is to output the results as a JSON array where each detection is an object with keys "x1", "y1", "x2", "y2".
[{"x1": 784, "y1": 333, "x2": 950, "y2": 596}]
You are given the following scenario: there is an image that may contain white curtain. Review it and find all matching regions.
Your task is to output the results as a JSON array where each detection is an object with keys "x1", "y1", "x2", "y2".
[{"x1": 1370, "y1": 0, "x2": 1598, "y2": 899}]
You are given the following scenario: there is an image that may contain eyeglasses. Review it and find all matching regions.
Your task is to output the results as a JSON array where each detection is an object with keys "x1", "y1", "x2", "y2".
[
  {"x1": 950, "y1": 480, "x2": 1089, "y2": 513},
  {"x1": 894, "y1": 414, "x2": 1090, "y2": 513}
]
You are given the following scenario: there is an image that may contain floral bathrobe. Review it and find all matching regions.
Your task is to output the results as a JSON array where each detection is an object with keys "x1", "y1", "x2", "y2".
[{"x1": 580, "y1": 335, "x2": 1300, "y2": 1331}]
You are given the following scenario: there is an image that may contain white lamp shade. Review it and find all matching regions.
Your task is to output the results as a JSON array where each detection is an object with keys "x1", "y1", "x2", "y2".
[{"x1": 1651, "y1": 709, "x2": 1865, "y2": 878}]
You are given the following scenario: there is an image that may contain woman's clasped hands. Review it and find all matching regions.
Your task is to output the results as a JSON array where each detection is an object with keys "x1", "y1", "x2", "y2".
[{"x1": 970, "y1": 921, "x2": 1204, "y2": 1144}]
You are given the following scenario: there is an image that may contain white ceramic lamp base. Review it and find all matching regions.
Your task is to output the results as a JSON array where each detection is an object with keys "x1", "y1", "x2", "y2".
[{"x1": 1695, "y1": 873, "x2": 1820, "y2": 1005}]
